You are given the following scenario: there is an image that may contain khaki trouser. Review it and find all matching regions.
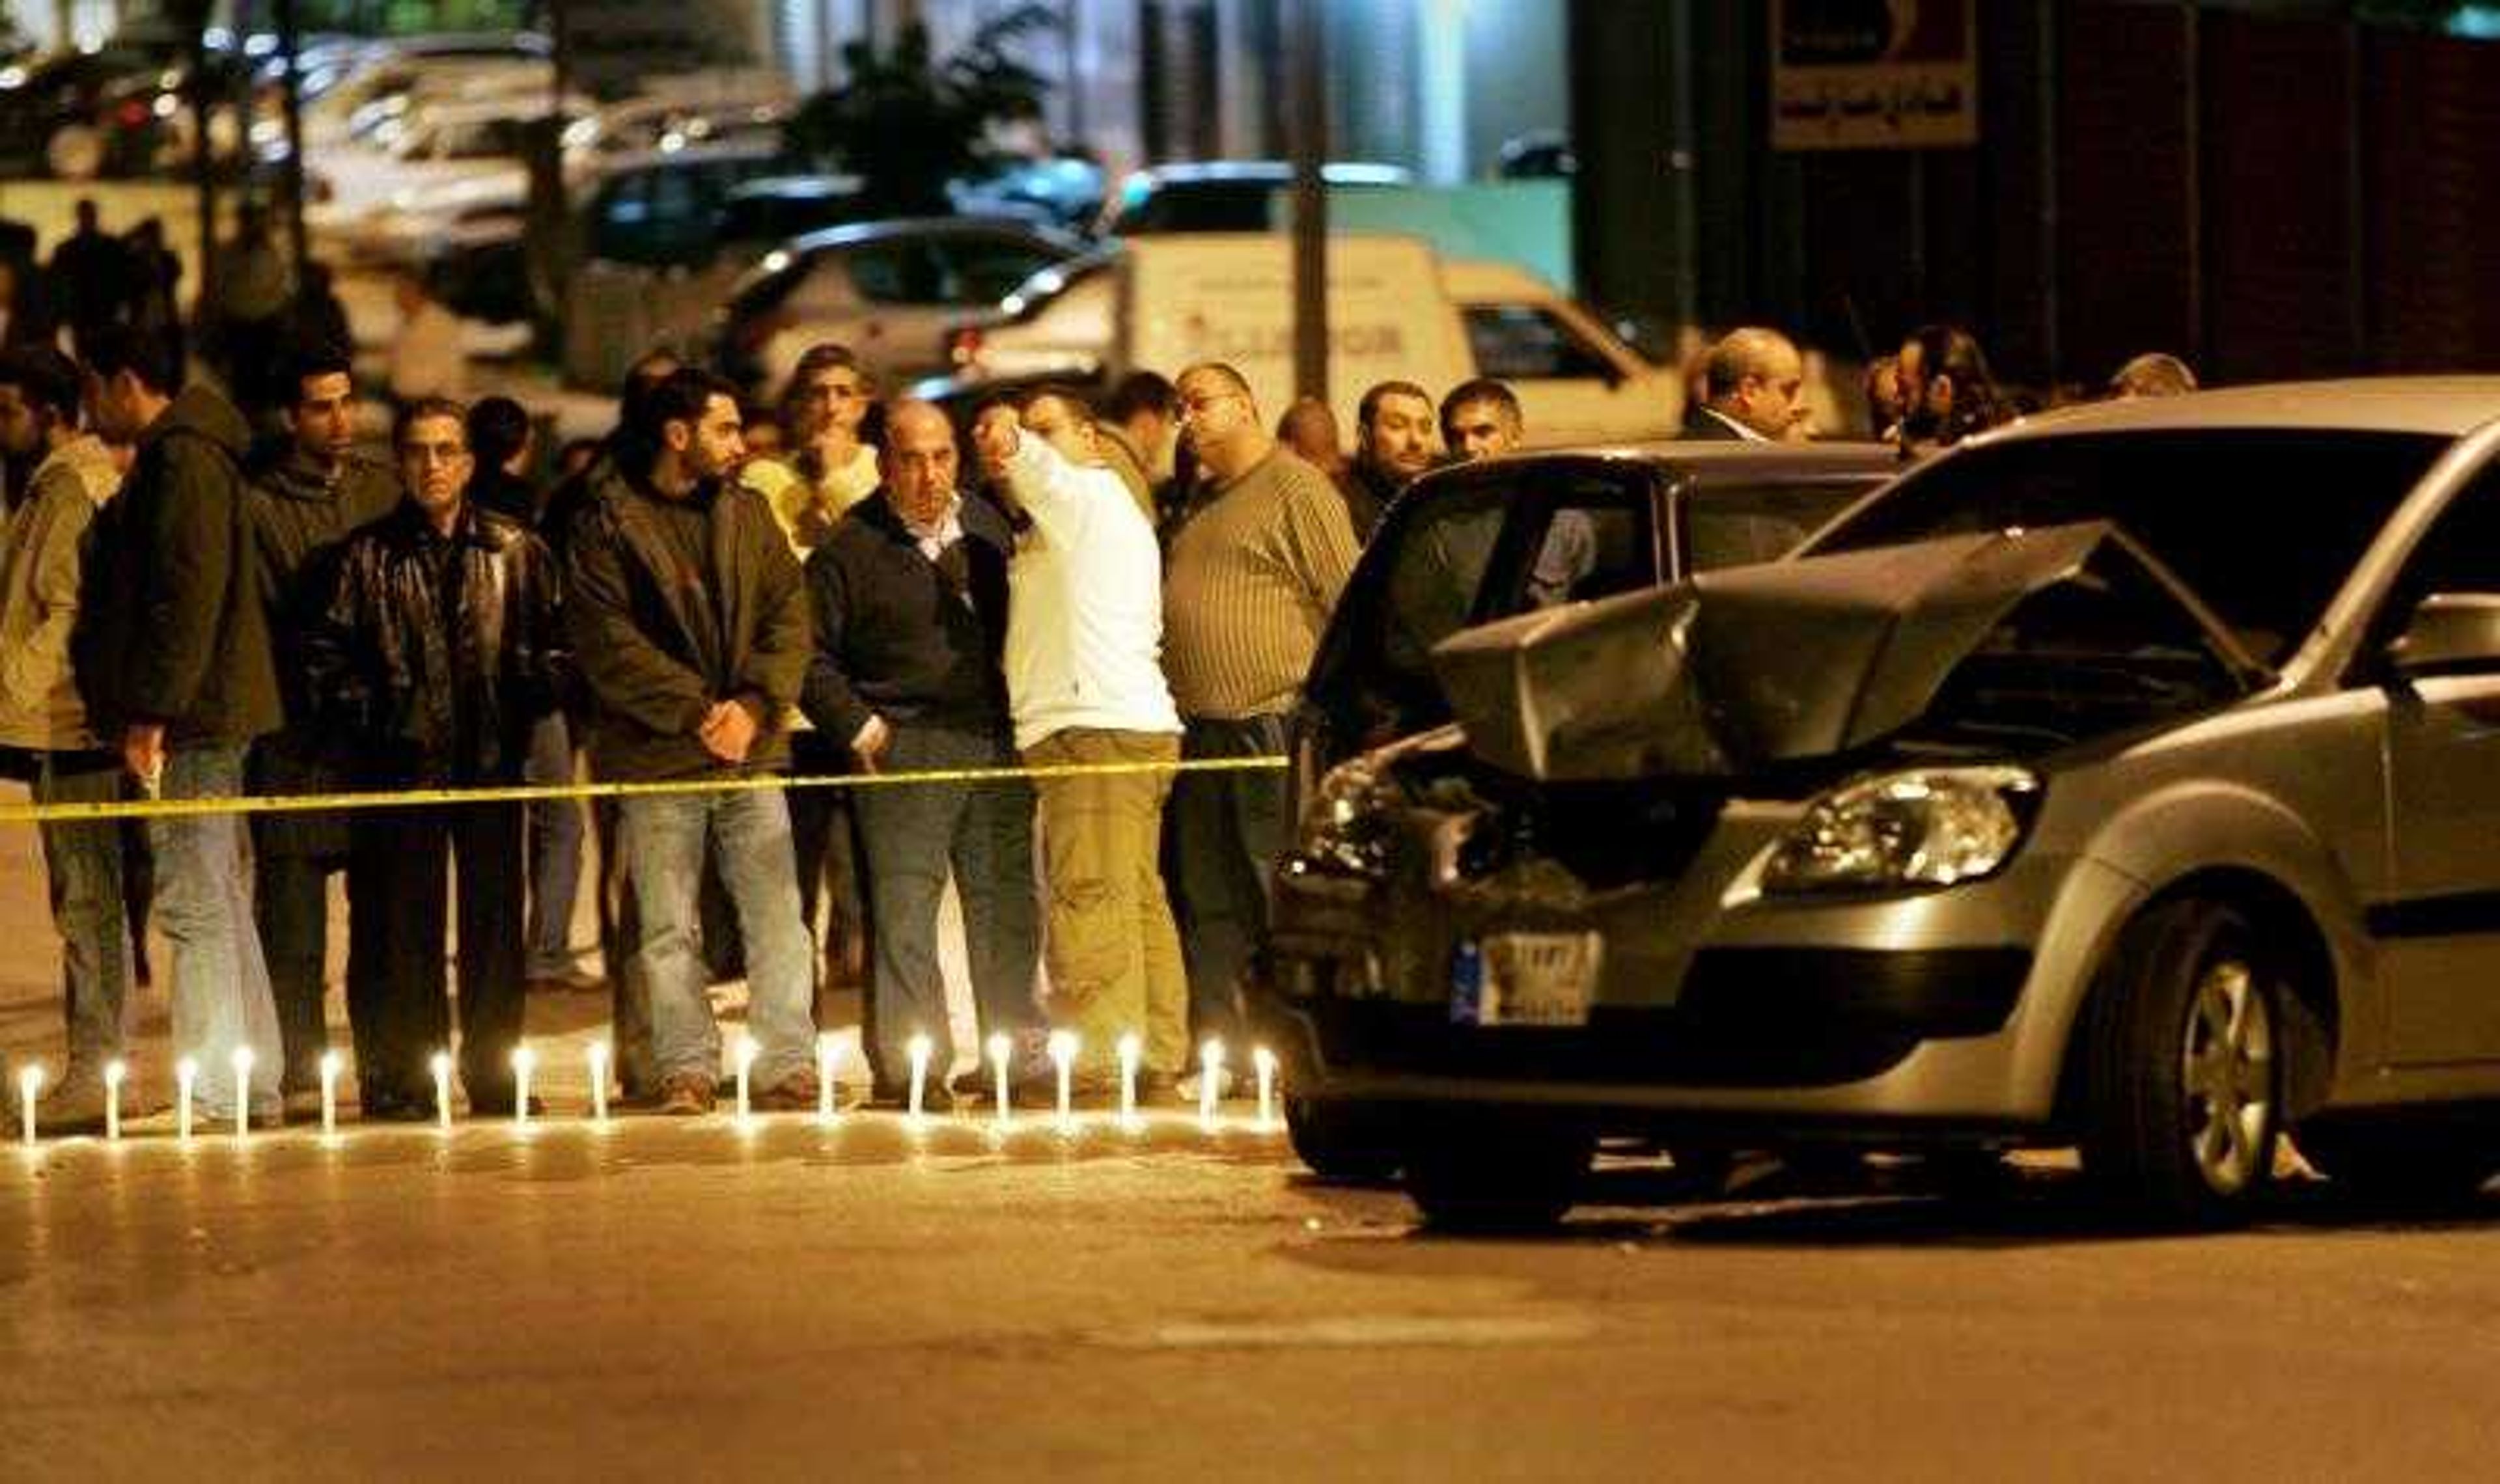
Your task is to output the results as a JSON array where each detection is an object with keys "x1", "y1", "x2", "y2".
[{"x1": 1025, "y1": 727, "x2": 1188, "y2": 1077}]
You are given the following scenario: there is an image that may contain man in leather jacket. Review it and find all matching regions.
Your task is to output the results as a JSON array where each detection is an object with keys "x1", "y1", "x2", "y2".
[{"x1": 305, "y1": 397, "x2": 569, "y2": 1119}]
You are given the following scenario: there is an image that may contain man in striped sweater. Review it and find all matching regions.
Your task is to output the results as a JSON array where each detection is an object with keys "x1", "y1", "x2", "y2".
[{"x1": 1158, "y1": 363, "x2": 1361, "y2": 1095}]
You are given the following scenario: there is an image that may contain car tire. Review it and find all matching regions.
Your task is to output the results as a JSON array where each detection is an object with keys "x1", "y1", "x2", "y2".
[
  {"x1": 1402, "y1": 1114, "x2": 1595, "y2": 1234},
  {"x1": 2079, "y1": 898, "x2": 2283, "y2": 1228},
  {"x1": 2296, "y1": 1123, "x2": 2498, "y2": 1211},
  {"x1": 1285, "y1": 1093, "x2": 1404, "y2": 1183}
]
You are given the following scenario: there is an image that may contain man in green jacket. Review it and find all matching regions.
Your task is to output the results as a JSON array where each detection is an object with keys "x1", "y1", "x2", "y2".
[
  {"x1": 77, "y1": 324, "x2": 285, "y2": 1126},
  {"x1": 245, "y1": 339, "x2": 402, "y2": 1115},
  {"x1": 561, "y1": 368, "x2": 820, "y2": 1116}
]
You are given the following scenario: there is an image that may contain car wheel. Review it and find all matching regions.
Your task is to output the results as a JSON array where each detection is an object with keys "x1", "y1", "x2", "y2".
[
  {"x1": 1402, "y1": 1114, "x2": 1594, "y2": 1235},
  {"x1": 1285, "y1": 1093, "x2": 1404, "y2": 1183},
  {"x1": 46, "y1": 125, "x2": 103, "y2": 182},
  {"x1": 2296, "y1": 1123, "x2": 2498, "y2": 1211},
  {"x1": 2079, "y1": 899, "x2": 2283, "y2": 1227}
]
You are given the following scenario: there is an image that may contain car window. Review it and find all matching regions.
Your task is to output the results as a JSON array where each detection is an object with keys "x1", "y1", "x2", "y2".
[
  {"x1": 842, "y1": 241, "x2": 946, "y2": 305},
  {"x1": 1808, "y1": 430, "x2": 2448, "y2": 666},
  {"x1": 1307, "y1": 463, "x2": 1656, "y2": 760},
  {"x1": 1462, "y1": 305, "x2": 1616, "y2": 381},
  {"x1": 2366, "y1": 461, "x2": 2500, "y2": 654},
  {"x1": 1682, "y1": 479, "x2": 1884, "y2": 573},
  {"x1": 938, "y1": 236, "x2": 1067, "y2": 304}
]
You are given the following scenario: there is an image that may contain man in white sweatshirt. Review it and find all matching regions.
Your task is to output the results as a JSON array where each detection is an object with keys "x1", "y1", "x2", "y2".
[{"x1": 973, "y1": 389, "x2": 1188, "y2": 1099}]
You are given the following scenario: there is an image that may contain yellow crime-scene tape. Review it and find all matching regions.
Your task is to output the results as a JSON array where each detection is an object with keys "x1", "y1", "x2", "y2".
[{"x1": 0, "y1": 756, "x2": 1291, "y2": 826}]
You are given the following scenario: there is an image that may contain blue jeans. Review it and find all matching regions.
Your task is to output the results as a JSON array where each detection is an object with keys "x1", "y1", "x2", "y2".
[
  {"x1": 31, "y1": 752, "x2": 133, "y2": 1071},
  {"x1": 151, "y1": 744, "x2": 283, "y2": 1116},
  {"x1": 523, "y1": 713, "x2": 587, "y2": 978},
  {"x1": 619, "y1": 786, "x2": 815, "y2": 1088},
  {"x1": 850, "y1": 722, "x2": 1039, "y2": 1089}
]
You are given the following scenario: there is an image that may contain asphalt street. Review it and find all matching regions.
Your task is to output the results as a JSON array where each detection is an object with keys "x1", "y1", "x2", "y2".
[{"x1": 6, "y1": 819, "x2": 2500, "y2": 1481}]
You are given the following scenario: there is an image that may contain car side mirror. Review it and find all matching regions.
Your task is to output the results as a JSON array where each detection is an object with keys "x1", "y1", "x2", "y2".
[{"x1": 2387, "y1": 592, "x2": 2500, "y2": 678}]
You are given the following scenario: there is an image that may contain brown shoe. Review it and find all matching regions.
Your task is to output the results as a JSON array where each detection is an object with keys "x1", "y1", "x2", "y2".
[
  {"x1": 656, "y1": 1073, "x2": 716, "y2": 1116},
  {"x1": 751, "y1": 1067, "x2": 820, "y2": 1112}
]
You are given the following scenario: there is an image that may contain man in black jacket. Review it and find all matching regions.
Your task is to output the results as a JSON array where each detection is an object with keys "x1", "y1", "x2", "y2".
[
  {"x1": 245, "y1": 339, "x2": 402, "y2": 1113},
  {"x1": 76, "y1": 324, "x2": 285, "y2": 1126},
  {"x1": 562, "y1": 368, "x2": 819, "y2": 1116},
  {"x1": 307, "y1": 398, "x2": 568, "y2": 1118},
  {"x1": 803, "y1": 399, "x2": 1040, "y2": 1105}
]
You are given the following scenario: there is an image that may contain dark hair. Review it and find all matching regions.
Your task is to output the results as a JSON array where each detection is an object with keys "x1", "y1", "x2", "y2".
[
  {"x1": 467, "y1": 395, "x2": 532, "y2": 469},
  {"x1": 615, "y1": 347, "x2": 684, "y2": 436},
  {"x1": 0, "y1": 345, "x2": 84, "y2": 425},
  {"x1": 1102, "y1": 370, "x2": 1178, "y2": 424},
  {"x1": 781, "y1": 342, "x2": 870, "y2": 429},
  {"x1": 80, "y1": 323, "x2": 182, "y2": 397},
  {"x1": 623, "y1": 367, "x2": 739, "y2": 473},
  {"x1": 1438, "y1": 377, "x2": 1520, "y2": 433},
  {"x1": 1357, "y1": 379, "x2": 1433, "y2": 430},
  {"x1": 277, "y1": 334, "x2": 354, "y2": 405},
  {"x1": 393, "y1": 396, "x2": 469, "y2": 452},
  {"x1": 1902, "y1": 323, "x2": 2005, "y2": 445}
]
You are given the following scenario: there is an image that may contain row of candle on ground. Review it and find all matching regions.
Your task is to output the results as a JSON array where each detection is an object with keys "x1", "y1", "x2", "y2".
[{"x1": 14, "y1": 1030, "x2": 1283, "y2": 1146}]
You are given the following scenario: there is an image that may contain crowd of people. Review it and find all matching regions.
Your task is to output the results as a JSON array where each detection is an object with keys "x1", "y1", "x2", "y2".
[{"x1": 0, "y1": 234, "x2": 2197, "y2": 1131}]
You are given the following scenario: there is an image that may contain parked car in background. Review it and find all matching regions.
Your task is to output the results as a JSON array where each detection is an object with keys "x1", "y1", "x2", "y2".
[
  {"x1": 713, "y1": 216, "x2": 1090, "y2": 398},
  {"x1": 1095, "y1": 159, "x2": 1413, "y2": 235},
  {"x1": 1259, "y1": 378, "x2": 2500, "y2": 1232}
]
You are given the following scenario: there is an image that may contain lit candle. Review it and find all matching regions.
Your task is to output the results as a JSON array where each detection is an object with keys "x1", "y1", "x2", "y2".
[
  {"x1": 1048, "y1": 1030, "x2": 1078, "y2": 1127},
  {"x1": 1117, "y1": 1032, "x2": 1142, "y2": 1127},
  {"x1": 815, "y1": 1033, "x2": 838, "y2": 1123},
  {"x1": 511, "y1": 1044, "x2": 536, "y2": 1131},
  {"x1": 586, "y1": 1041, "x2": 611, "y2": 1126},
  {"x1": 316, "y1": 1051, "x2": 340, "y2": 1138},
  {"x1": 430, "y1": 1051, "x2": 453, "y2": 1133},
  {"x1": 176, "y1": 1056, "x2": 197, "y2": 1142},
  {"x1": 1253, "y1": 1047, "x2": 1279, "y2": 1131},
  {"x1": 16, "y1": 1063, "x2": 40, "y2": 1148},
  {"x1": 102, "y1": 1058, "x2": 126, "y2": 1142},
  {"x1": 734, "y1": 1031, "x2": 758, "y2": 1123},
  {"x1": 1198, "y1": 1038, "x2": 1225, "y2": 1130},
  {"x1": 906, "y1": 1033, "x2": 932, "y2": 1121},
  {"x1": 230, "y1": 1047, "x2": 255, "y2": 1139},
  {"x1": 988, "y1": 1033, "x2": 1012, "y2": 1128}
]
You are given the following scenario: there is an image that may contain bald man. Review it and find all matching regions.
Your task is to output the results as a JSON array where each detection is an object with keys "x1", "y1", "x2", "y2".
[{"x1": 1684, "y1": 327, "x2": 1810, "y2": 442}]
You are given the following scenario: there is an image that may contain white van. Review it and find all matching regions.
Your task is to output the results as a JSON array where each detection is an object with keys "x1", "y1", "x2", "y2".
[{"x1": 924, "y1": 234, "x2": 1686, "y2": 446}]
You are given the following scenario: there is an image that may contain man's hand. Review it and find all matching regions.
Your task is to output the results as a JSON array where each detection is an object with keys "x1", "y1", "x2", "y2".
[
  {"x1": 698, "y1": 700, "x2": 760, "y2": 764},
  {"x1": 971, "y1": 405, "x2": 1021, "y2": 475},
  {"x1": 123, "y1": 723, "x2": 165, "y2": 794},
  {"x1": 851, "y1": 713, "x2": 892, "y2": 773}
]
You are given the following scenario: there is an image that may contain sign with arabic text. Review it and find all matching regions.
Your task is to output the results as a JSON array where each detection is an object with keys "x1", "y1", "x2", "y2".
[{"x1": 1771, "y1": 0, "x2": 1979, "y2": 151}]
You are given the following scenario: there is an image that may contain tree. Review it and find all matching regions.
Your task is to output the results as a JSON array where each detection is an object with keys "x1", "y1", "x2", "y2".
[{"x1": 789, "y1": 5, "x2": 1060, "y2": 216}]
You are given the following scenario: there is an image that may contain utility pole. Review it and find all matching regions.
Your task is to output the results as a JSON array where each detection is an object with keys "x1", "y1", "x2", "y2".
[
  {"x1": 1286, "y1": 0, "x2": 1327, "y2": 406},
  {"x1": 277, "y1": 0, "x2": 309, "y2": 275}
]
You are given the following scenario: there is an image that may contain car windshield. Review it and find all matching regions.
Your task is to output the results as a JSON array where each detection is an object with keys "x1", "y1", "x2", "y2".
[
  {"x1": 1806, "y1": 430, "x2": 2448, "y2": 665},
  {"x1": 1682, "y1": 478, "x2": 1884, "y2": 573}
]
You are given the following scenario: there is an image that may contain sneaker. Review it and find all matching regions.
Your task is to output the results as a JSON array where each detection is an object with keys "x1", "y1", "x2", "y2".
[
  {"x1": 525, "y1": 962, "x2": 607, "y2": 994},
  {"x1": 1174, "y1": 1066, "x2": 1235, "y2": 1105},
  {"x1": 656, "y1": 1073, "x2": 716, "y2": 1116},
  {"x1": 751, "y1": 1068, "x2": 820, "y2": 1112}
]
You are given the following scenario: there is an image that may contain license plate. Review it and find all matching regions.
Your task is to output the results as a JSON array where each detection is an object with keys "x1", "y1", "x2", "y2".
[{"x1": 1454, "y1": 933, "x2": 1601, "y2": 1027}]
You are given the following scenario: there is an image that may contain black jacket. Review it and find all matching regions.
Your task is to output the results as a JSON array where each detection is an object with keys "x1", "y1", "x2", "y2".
[
  {"x1": 801, "y1": 489, "x2": 1013, "y2": 748},
  {"x1": 306, "y1": 501, "x2": 569, "y2": 788},
  {"x1": 560, "y1": 459, "x2": 809, "y2": 782},
  {"x1": 77, "y1": 383, "x2": 281, "y2": 747},
  {"x1": 1680, "y1": 404, "x2": 1749, "y2": 441}
]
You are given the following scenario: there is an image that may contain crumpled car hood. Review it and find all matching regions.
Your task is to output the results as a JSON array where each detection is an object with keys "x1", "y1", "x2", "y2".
[{"x1": 1428, "y1": 521, "x2": 2250, "y2": 782}]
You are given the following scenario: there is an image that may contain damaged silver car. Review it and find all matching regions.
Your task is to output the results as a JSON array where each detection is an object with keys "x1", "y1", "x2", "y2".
[{"x1": 1258, "y1": 379, "x2": 2500, "y2": 1230}]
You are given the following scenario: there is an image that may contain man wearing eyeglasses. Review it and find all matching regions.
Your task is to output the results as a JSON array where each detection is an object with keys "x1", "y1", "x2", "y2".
[
  {"x1": 1160, "y1": 362, "x2": 1361, "y2": 1098},
  {"x1": 801, "y1": 398, "x2": 1042, "y2": 1108}
]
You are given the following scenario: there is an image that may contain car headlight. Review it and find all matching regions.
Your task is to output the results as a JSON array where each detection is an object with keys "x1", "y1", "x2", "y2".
[
  {"x1": 1294, "y1": 756, "x2": 1396, "y2": 879},
  {"x1": 1760, "y1": 765, "x2": 2039, "y2": 895}
]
